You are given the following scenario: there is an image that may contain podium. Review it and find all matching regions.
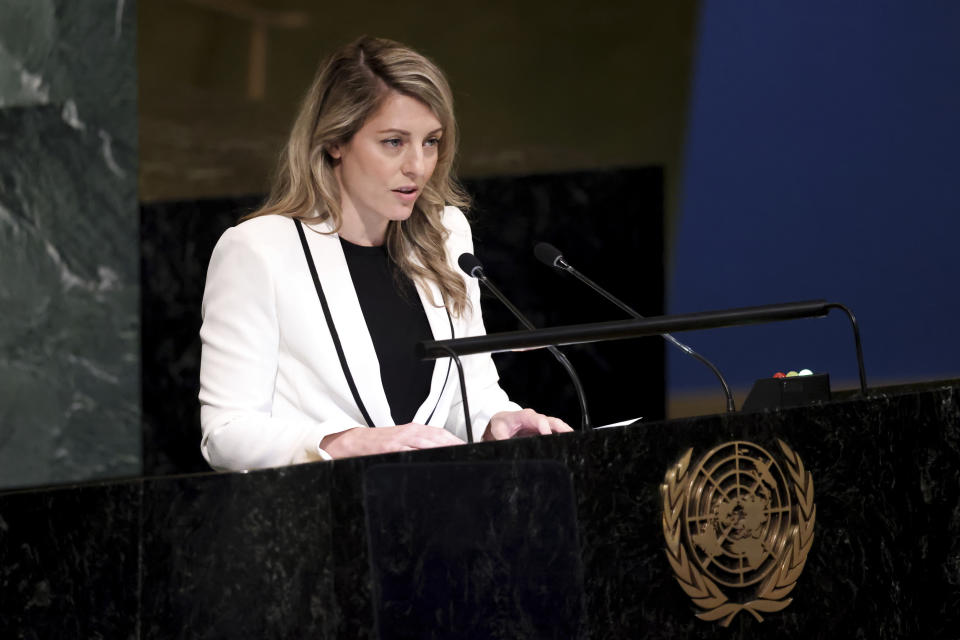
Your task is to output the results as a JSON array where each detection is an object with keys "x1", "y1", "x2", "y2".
[{"x1": 2, "y1": 379, "x2": 959, "y2": 638}]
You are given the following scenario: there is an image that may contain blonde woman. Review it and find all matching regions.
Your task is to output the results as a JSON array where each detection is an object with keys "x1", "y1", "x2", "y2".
[{"x1": 199, "y1": 36, "x2": 571, "y2": 470}]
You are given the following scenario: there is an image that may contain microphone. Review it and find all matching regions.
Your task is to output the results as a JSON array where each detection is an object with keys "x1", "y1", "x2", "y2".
[
  {"x1": 534, "y1": 242, "x2": 736, "y2": 413},
  {"x1": 458, "y1": 253, "x2": 484, "y2": 279},
  {"x1": 457, "y1": 253, "x2": 592, "y2": 431},
  {"x1": 534, "y1": 242, "x2": 569, "y2": 270}
]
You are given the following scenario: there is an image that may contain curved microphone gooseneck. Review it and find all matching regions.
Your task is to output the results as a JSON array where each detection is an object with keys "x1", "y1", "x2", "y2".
[
  {"x1": 534, "y1": 242, "x2": 736, "y2": 413},
  {"x1": 458, "y1": 253, "x2": 592, "y2": 431}
]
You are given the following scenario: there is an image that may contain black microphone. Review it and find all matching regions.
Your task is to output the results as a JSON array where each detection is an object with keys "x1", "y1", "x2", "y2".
[
  {"x1": 534, "y1": 242, "x2": 736, "y2": 413},
  {"x1": 457, "y1": 253, "x2": 592, "y2": 431},
  {"x1": 458, "y1": 253, "x2": 484, "y2": 279}
]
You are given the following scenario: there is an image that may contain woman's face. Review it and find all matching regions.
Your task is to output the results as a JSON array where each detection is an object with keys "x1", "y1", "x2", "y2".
[{"x1": 331, "y1": 91, "x2": 443, "y2": 242}]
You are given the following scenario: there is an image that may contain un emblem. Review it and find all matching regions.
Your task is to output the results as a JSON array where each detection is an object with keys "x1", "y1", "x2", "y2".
[{"x1": 661, "y1": 440, "x2": 815, "y2": 627}]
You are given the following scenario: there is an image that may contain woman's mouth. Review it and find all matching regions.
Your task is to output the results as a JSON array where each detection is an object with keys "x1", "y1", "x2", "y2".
[{"x1": 392, "y1": 186, "x2": 419, "y2": 203}]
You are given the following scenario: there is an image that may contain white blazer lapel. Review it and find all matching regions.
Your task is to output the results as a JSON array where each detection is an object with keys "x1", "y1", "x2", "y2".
[{"x1": 300, "y1": 221, "x2": 394, "y2": 427}]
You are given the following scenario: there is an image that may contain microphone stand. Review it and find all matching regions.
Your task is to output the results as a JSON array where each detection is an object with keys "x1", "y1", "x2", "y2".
[
  {"x1": 417, "y1": 300, "x2": 868, "y2": 400},
  {"x1": 473, "y1": 270, "x2": 592, "y2": 431},
  {"x1": 538, "y1": 244, "x2": 736, "y2": 413},
  {"x1": 433, "y1": 344, "x2": 473, "y2": 444}
]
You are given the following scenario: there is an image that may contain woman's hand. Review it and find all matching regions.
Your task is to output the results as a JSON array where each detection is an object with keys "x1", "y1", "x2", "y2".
[
  {"x1": 320, "y1": 423, "x2": 465, "y2": 459},
  {"x1": 482, "y1": 408, "x2": 573, "y2": 441}
]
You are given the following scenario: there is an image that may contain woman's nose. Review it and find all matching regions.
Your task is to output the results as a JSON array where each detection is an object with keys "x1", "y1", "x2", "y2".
[{"x1": 402, "y1": 147, "x2": 424, "y2": 178}]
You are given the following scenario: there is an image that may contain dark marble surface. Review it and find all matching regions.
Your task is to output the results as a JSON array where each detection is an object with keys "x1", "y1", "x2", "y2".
[
  {"x1": 140, "y1": 464, "x2": 336, "y2": 639},
  {"x1": 0, "y1": 481, "x2": 141, "y2": 639},
  {"x1": 140, "y1": 168, "x2": 665, "y2": 476},
  {"x1": 465, "y1": 168, "x2": 666, "y2": 432},
  {"x1": 364, "y1": 461, "x2": 585, "y2": 639},
  {"x1": 139, "y1": 196, "x2": 261, "y2": 475},
  {"x1": 0, "y1": 0, "x2": 139, "y2": 489},
  {"x1": 3, "y1": 379, "x2": 955, "y2": 638}
]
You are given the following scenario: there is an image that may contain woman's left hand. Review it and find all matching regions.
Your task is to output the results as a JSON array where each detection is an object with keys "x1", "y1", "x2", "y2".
[{"x1": 482, "y1": 408, "x2": 573, "y2": 441}]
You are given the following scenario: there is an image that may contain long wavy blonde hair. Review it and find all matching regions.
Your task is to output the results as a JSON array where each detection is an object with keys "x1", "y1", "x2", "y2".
[{"x1": 245, "y1": 36, "x2": 471, "y2": 316}]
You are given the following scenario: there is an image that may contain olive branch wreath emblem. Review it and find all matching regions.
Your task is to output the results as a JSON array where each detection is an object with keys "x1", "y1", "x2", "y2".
[{"x1": 660, "y1": 439, "x2": 815, "y2": 627}]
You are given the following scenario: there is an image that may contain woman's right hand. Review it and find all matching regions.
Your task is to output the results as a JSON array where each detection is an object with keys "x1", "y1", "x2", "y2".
[{"x1": 320, "y1": 423, "x2": 465, "y2": 459}]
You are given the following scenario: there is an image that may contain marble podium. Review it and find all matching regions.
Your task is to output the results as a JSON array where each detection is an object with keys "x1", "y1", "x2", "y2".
[{"x1": 1, "y1": 379, "x2": 959, "y2": 639}]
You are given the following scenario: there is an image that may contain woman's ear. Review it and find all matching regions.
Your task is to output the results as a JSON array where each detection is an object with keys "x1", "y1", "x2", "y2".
[{"x1": 328, "y1": 143, "x2": 342, "y2": 160}]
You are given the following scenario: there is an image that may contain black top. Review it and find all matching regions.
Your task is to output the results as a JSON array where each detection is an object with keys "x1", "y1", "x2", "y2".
[{"x1": 339, "y1": 238, "x2": 434, "y2": 425}]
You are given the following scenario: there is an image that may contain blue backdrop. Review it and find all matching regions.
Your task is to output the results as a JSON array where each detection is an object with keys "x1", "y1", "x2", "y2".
[{"x1": 669, "y1": 1, "x2": 960, "y2": 394}]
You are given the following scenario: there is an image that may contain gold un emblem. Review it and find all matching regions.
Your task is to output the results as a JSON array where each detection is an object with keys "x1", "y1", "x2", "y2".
[{"x1": 660, "y1": 440, "x2": 815, "y2": 627}]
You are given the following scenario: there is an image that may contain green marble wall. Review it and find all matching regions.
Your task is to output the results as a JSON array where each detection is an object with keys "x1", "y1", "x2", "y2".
[{"x1": 0, "y1": 0, "x2": 139, "y2": 488}]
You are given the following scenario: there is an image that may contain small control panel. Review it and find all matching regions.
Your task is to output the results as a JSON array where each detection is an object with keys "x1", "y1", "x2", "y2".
[{"x1": 742, "y1": 371, "x2": 831, "y2": 412}]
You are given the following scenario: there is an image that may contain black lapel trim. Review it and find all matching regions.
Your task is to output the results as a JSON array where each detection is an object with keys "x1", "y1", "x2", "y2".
[{"x1": 294, "y1": 219, "x2": 375, "y2": 428}]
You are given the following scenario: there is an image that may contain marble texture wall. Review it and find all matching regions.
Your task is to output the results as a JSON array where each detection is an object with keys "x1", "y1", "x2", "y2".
[{"x1": 0, "y1": 0, "x2": 139, "y2": 488}]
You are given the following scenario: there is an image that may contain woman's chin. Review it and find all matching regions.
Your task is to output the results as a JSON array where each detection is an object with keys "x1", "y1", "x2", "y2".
[{"x1": 388, "y1": 203, "x2": 417, "y2": 221}]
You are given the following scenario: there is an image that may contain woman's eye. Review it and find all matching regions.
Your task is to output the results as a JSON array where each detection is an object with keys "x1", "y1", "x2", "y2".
[
  {"x1": 424, "y1": 137, "x2": 441, "y2": 148},
  {"x1": 382, "y1": 138, "x2": 402, "y2": 148}
]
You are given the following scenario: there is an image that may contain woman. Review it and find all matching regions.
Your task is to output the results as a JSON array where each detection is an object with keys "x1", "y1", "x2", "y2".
[{"x1": 199, "y1": 36, "x2": 571, "y2": 471}]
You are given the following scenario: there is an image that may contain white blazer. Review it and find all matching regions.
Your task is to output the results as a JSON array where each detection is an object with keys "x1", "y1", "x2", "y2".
[{"x1": 198, "y1": 206, "x2": 521, "y2": 471}]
